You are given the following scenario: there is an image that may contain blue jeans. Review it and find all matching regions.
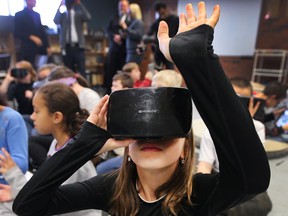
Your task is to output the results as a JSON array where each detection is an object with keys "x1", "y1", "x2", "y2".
[{"x1": 96, "y1": 156, "x2": 123, "y2": 175}]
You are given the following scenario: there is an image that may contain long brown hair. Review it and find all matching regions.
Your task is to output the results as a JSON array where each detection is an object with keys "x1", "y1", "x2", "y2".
[{"x1": 109, "y1": 132, "x2": 195, "y2": 215}]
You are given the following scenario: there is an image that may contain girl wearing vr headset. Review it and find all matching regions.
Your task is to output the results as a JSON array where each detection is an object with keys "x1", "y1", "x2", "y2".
[{"x1": 13, "y1": 2, "x2": 270, "y2": 216}]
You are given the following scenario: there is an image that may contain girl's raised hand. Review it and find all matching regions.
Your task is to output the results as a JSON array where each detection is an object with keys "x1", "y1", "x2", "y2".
[{"x1": 158, "y1": 2, "x2": 220, "y2": 62}]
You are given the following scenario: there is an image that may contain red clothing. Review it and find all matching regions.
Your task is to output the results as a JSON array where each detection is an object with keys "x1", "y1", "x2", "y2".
[{"x1": 134, "y1": 79, "x2": 151, "y2": 88}]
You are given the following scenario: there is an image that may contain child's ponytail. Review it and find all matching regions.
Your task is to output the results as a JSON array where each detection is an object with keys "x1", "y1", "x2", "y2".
[{"x1": 69, "y1": 108, "x2": 89, "y2": 137}]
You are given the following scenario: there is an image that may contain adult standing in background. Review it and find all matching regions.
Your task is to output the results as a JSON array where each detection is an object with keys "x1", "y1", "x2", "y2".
[
  {"x1": 54, "y1": 0, "x2": 91, "y2": 78},
  {"x1": 119, "y1": 3, "x2": 145, "y2": 64},
  {"x1": 14, "y1": 0, "x2": 51, "y2": 68},
  {"x1": 105, "y1": 0, "x2": 131, "y2": 93},
  {"x1": 145, "y1": 2, "x2": 178, "y2": 70}
]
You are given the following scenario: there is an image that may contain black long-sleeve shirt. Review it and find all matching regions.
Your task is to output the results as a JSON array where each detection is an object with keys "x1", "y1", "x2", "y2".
[{"x1": 13, "y1": 25, "x2": 270, "y2": 216}]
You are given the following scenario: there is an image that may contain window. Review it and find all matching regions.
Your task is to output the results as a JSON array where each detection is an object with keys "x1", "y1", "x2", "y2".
[{"x1": 0, "y1": 0, "x2": 61, "y2": 33}]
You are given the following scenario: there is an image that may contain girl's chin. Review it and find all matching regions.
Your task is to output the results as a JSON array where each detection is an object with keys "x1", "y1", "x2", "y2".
[{"x1": 134, "y1": 159, "x2": 177, "y2": 171}]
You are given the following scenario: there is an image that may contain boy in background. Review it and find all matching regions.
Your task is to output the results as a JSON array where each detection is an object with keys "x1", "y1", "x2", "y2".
[
  {"x1": 111, "y1": 72, "x2": 134, "y2": 93},
  {"x1": 122, "y1": 62, "x2": 152, "y2": 88}
]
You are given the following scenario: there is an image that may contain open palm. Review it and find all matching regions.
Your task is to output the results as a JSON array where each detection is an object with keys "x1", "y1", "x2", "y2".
[{"x1": 158, "y1": 2, "x2": 220, "y2": 62}]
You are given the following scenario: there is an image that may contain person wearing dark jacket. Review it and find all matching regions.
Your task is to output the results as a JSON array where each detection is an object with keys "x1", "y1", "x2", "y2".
[
  {"x1": 104, "y1": 0, "x2": 131, "y2": 93},
  {"x1": 145, "y1": 2, "x2": 179, "y2": 70},
  {"x1": 54, "y1": 0, "x2": 91, "y2": 78},
  {"x1": 14, "y1": 0, "x2": 51, "y2": 67},
  {"x1": 13, "y1": 2, "x2": 270, "y2": 216}
]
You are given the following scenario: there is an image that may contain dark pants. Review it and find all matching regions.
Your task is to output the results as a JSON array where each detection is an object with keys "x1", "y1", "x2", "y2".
[
  {"x1": 104, "y1": 47, "x2": 126, "y2": 94},
  {"x1": 63, "y1": 44, "x2": 86, "y2": 78},
  {"x1": 19, "y1": 49, "x2": 38, "y2": 69},
  {"x1": 29, "y1": 135, "x2": 53, "y2": 172}
]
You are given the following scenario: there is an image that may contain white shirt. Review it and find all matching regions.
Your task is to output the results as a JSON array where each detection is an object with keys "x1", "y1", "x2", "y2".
[
  {"x1": 198, "y1": 119, "x2": 265, "y2": 172},
  {"x1": 67, "y1": 9, "x2": 78, "y2": 43}
]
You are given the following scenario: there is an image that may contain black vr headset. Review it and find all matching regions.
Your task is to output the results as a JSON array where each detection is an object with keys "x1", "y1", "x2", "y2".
[{"x1": 107, "y1": 87, "x2": 192, "y2": 139}]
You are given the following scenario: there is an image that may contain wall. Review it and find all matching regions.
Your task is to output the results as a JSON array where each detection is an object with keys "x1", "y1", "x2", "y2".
[
  {"x1": 257, "y1": 0, "x2": 288, "y2": 49},
  {"x1": 82, "y1": 0, "x2": 119, "y2": 33},
  {"x1": 178, "y1": 0, "x2": 262, "y2": 56}
]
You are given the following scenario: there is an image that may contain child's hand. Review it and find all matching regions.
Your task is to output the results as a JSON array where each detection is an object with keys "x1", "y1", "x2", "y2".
[
  {"x1": 97, "y1": 138, "x2": 135, "y2": 155},
  {"x1": 87, "y1": 95, "x2": 109, "y2": 130},
  {"x1": 0, "y1": 148, "x2": 17, "y2": 175},
  {"x1": 0, "y1": 184, "x2": 12, "y2": 202},
  {"x1": 248, "y1": 97, "x2": 261, "y2": 118},
  {"x1": 87, "y1": 96, "x2": 135, "y2": 154},
  {"x1": 158, "y1": 2, "x2": 220, "y2": 62}
]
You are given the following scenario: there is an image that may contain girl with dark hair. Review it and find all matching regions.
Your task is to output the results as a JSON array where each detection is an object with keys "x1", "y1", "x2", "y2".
[
  {"x1": 0, "y1": 83, "x2": 101, "y2": 216},
  {"x1": 29, "y1": 66, "x2": 101, "y2": 171},
  {"x1": 13, "y1": 2, "x2": 270, "y2": 216}
]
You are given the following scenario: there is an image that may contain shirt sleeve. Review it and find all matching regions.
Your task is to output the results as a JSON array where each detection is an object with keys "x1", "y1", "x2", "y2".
[
  {"x1": 198, "y1": 128, "x2": 219, "y2": 172},
  {"x1": 169, "y1": 24, "x2": 270, "y2": 215},
  {"x1": 5, "y1": 111, "x2": 28, "y2": 174},
  {"x1": 13, "y1": 122, "x2": 112, "y2": 215},
  {"x1": 3, "y1": 166, "x2": 27, "y2": 199},
  {"x1": 127, "y1": 20, "x2": 144, "y2": 42}
]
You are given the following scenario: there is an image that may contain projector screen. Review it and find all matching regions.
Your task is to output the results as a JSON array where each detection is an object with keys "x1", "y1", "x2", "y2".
[{"x1": 178, "y1": 0, "x2": 262, "y2": 56}]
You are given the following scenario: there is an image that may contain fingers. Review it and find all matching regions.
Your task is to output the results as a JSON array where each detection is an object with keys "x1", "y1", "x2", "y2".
[
  {"x1": 208, "y1": 4, "x2": 220, "y2": 28},
  {"x1": 108, "y1": 138, "x2": 135, "y2": 150},
  {"x1": 186, "y1": 3, "x2": 196, "y2": 25},
  {"x1": 248, "y1": 97, "x2": 254, "y2": 110},
  {"x1": 0, "y1": 184, "x2": 9, "y2": 190},
  {"x1": 99, "y1": 97, "x2": 109, "y2": 117},
  {"x1": 248, "y1": 98, "x2": 260, "y2": 118},
  {"x1": 97, "y1": 138, "x2": 135, "y2": 155},
  {"x1": 1, "y1": 148, "x2": 13, "y2": 161},
  {"x1": 178, "y1": 13, "x2": 187, "y2": 33},
  {"x1": 93, "y1": 95, "x2": 109, "y2": 115},
  {"x1": 197, "y1": 2, "x2": 207, "y2": 21},
  {"x1": 157, "y1": 21, "x2": 169, "y2": 41},
  {"x1": 157, "y1": 21, "x2": 172, "y2": 62},
  {"x1": 254, "y1": 101, "x2": 261, "y2": 113}
]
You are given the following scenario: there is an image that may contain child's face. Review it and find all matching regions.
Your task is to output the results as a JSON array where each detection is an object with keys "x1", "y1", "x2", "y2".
[
  {"x1": 128, "y1": 138, "x2": 185, "y2": 171},
  {"x1": 30, "y1": 93, "x2": 54, "y2": 135},
  {"x1": 38, "y1": 68, "x2": 51, "y2": 81},
  {"x1": 130, "y1": 67, "x2": 141, "y2": 82},
  {"x1": 111, "y1": 80, "x2": 124, "y2": 93},
  {"x1": 233, "y1": 86, "x2": 251, "y2": 97}
]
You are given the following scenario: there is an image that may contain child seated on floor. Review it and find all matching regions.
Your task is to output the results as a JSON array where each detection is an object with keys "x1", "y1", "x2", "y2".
[{"x1": 122, "y1": 62, "x2": 153, "y2": 88}]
